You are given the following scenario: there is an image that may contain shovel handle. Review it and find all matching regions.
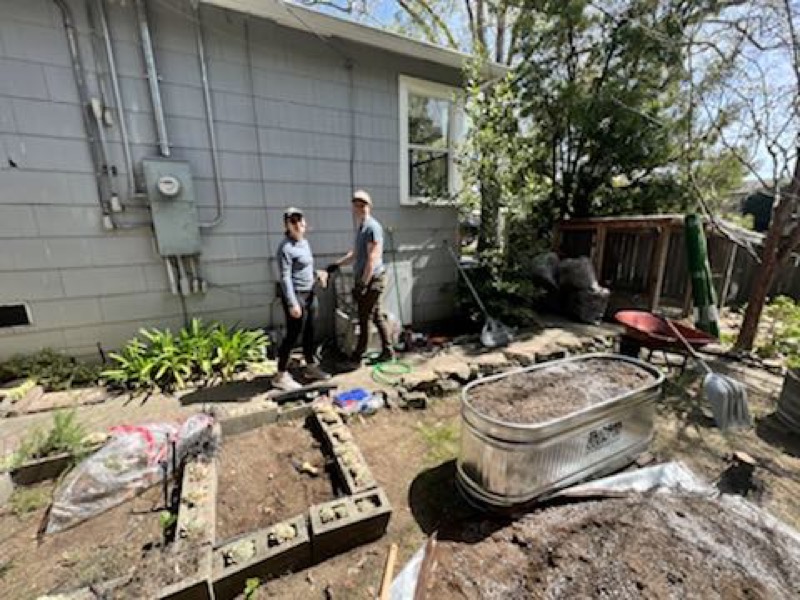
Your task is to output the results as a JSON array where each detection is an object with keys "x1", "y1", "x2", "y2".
[{"x1": 665, "y1": 319, "x2": 712, "y2": 374}]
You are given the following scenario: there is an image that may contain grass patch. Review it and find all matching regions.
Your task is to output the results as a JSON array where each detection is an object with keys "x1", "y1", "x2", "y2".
[
  {"x1": 417, "y1": 420, "x2": 460, "y2": 464},
  {"x1": 10, "y1": 486, "x2": 51, "y2": 515}
]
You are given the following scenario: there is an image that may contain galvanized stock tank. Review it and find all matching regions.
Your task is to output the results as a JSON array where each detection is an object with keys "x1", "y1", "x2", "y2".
[{"x1": 456, "y1": 353, "x2": 664, "y2": 509}]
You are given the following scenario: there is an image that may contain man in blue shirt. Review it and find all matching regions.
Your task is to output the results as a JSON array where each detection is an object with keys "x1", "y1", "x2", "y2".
[{"x1": 328, "y1": 190, "x2": 394, "y2": 363}]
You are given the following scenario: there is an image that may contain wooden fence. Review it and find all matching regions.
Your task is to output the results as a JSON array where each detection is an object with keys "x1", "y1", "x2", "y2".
[{"x1": 555, "y1": 215, "x2": 800, "y2": 316}]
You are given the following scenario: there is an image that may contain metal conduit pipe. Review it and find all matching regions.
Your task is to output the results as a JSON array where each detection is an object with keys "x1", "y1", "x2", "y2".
[
  {"x1": 53, "y1": 0, "x2": 111, "y2": 220},
  {"x1": 193, "y1": 1, "x2": 225, "y2": 228},
  {"x1": 135, "y1": 0, "x2": 170, "y2": 157},
  {"x1": 95, "y1": 0, "x2": 139, "y2": 197}
]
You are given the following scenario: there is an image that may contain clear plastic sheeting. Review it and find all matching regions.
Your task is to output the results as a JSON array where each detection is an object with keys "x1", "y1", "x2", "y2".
[{"x1": 46, "y1": 414, "x2": 215, "y2": 535}]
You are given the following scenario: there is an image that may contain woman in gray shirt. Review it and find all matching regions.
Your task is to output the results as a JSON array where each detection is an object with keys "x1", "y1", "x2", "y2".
[{"x1": 273, "y1": 207, "x2": 330, "y2": 390}]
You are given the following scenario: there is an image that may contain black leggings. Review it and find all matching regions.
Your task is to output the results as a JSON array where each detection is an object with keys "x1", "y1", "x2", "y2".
[{"x1": 278, "y1": 291, "x2": 316, "y2": 372}]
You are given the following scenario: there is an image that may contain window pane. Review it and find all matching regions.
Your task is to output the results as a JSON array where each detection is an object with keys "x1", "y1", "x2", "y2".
[
  {"x1": 409, "y1": 150, "x2": 448, "y2": 199},
  {"x1": 408, "y1": 94, "x2": 449, "y2": 148}
]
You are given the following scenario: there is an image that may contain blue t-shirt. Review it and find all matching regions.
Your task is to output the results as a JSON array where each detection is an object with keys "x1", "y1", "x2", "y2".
[
  {"x1": 277, "y1": 236, "x2": 314, "y2": 308},
  {"x1": 354, "y1": 216, "x2": 385, "y2": 281}
]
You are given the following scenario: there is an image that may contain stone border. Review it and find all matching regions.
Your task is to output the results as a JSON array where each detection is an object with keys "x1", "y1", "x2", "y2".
[
  {"x1": 309, "y1": 487, "x2": 392, "y2": 563},
  {"x1": 211, "y1": 515, "x2": 312, "y2": 600}
]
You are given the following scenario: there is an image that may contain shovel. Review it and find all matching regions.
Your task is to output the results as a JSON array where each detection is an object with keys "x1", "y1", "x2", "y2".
[
  {"x1": 446, "y1": 244, "x2": 514, "y2": 348},
  {"x1": 665, "y1": 319, "x2": 751, "y2": 430}
]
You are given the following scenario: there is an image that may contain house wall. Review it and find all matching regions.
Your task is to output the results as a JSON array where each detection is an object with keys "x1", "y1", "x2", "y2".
[{"x1": 0, "y1": 0, "x2": 460, "y2": 360}]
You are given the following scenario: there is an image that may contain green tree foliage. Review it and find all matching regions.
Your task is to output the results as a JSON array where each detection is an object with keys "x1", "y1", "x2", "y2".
[{"x1": 514, "y1": 0, "x2": 739, "y2": 220}]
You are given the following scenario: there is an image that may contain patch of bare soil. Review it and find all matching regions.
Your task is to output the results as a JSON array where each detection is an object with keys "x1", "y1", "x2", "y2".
[
  {"x1": 216, "y1": 421, "x2": 335, "y2": 542},
  {"x1": 0, "y1": 483, "x2": 166, "y2": 599},
  {"x1": 469, "y1": 358, "x2": 655, "y2": 424},
  {"x1": 429, "y1": 494, "x2": 800, "y2": 600}
]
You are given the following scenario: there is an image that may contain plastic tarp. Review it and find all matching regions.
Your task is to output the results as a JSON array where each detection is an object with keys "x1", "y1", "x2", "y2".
[{"x1": 46, "y1": 414, "x2": 215, "y2": 534}]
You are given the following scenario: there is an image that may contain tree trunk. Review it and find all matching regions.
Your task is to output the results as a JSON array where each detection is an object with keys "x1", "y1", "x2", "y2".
[{"x1": 735, "y1": 156, "x2": 800, "y2": 351}]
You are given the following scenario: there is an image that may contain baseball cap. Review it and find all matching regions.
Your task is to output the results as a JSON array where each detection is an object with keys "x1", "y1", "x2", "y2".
[
  {"x1": 351, "y1": 189, "x2": 372, "y2": 206},
  {"x1": 283, "y1": 206, "x2": 304, "y2": 220}
]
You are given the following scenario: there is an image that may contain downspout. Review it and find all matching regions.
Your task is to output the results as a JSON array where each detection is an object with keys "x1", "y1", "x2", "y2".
[
  {"x1": 53, "y1": 0, "x2": 112, "y2": 224},
  {"x1": 192, "y1": 1, "x2": 225, "y2": 228},
  {"x1": 135, "y1": 0, "x2": 170, "y2": 157},
  {"x1": 95, "y1": 0, "x2": 140, "y2": 197}
]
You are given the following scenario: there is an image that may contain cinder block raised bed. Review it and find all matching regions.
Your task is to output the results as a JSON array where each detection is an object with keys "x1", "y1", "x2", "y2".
[
  {"x1": 277, "y1": 399, "x2": 315, "y2": 422},
  {"x1": 331, "y1": 442, "x2": 377, "y2": 495},
  {"x1": 219, "y1": 405, "x2": 278, "y2": 437},
  {"x1": 309, "y1": 487, "x2": 392, "y2": 563},
  {"x1": 158, "y1": 438, "x2": 219, "y2": 600},
  {"x1": 212, "y1": 515, "x2": 311, "y2": 600}
]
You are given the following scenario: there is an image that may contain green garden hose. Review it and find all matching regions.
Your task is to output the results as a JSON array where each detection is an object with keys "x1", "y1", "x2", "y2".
[{"x1": 370, "y1": 358, "x2": 412, "y2": 385}]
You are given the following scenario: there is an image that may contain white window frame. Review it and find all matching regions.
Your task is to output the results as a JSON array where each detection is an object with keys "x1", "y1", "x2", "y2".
[{"x1": 398, "y1": 75, "x2": 464, "y2": 206}]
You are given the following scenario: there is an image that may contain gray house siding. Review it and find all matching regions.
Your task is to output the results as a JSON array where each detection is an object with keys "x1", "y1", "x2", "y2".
[{"x1": 0, "y1": 0, "x2": 460, "y2": 360}]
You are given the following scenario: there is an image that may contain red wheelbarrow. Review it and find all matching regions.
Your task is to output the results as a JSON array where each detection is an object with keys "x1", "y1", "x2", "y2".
[{"x1": 614, "y1": 310, "x2": 718, "y2": 370}]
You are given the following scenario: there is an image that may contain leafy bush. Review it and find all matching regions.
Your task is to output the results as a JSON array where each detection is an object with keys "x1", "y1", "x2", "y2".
[
  {"x1": 757, "y1": 296, "x2": 800, "y2": 365},
  {"x1": 0, "y1": 349, "x2": 100, "y2": 391},
  {"x1": 102, "y1": 319, "x2": 270, "y2": 393},
  {"x1": 3, "y1": 410, "x2": 88, "y2": 469}
]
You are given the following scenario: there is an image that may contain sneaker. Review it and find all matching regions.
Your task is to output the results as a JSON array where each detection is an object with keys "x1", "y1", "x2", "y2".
[
  {"x1": 375, "y1": 349, "x2": 396, "y2": 363},
  {"x1": 272, "y1": 371, "x2": 302, "y2": 391},
  {"x1": 305, "y1": 364, "x2": 332, "y2": 381}
]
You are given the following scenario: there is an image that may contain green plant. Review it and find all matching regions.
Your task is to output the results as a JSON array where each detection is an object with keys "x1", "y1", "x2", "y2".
[
  {"x1": 0, "y1": 349, "x2": 100, "y2": 391},
  {"x1": 244, "y1": 577, "x2": 261, "y2": 599},
  {"x1": 757, "y1": 296, "x2": 800, "y2": 364},
  {"x1": 10, "y1": 486, "x2": 51, "y2": 515},
  {"x1": 159, "y1": 510, "x2": 178, "y2": 531},
  {"x1": 102, "y1": 319, "x2": 270, "y2": 394},
  {"x1": 418, "y1": 420, "x2": 460, "y2": 465},
  {"x1": 4, "y1": 410, "x2": 88, "y2": 469}
]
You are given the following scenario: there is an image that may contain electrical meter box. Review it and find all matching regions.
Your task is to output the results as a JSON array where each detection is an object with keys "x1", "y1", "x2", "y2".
[{"x1": 142, "y1": 158, "x2": 202, "y2": 257}]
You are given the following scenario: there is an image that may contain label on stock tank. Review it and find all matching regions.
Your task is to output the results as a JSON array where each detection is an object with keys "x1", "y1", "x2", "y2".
[{"x1": 585, "y1": 420, "x2": 623, "y2": 454}]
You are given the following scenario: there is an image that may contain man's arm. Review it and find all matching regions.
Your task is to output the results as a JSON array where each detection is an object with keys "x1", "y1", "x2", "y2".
[{"x1": 327, "y1": 250, "x2": 354, "y2": 272}]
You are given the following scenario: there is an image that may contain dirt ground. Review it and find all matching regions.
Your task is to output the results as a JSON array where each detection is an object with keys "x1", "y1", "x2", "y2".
[
  {"x1": 2, "y1": 353, "x2": 799, "y2": 600},
  {"x1": 216, "y1": 420, "x2": 335, "y2": 542},
  {"x1": 251, "y1": 364, "x2": 800, "y2": 599},
  {"x1": 0, "y1": 484, "x2": 169, "y2": 598},
  {"x1": 428, "y1": 494, "x2": 800, "y2": 599},
  {"x1": 469, "y1": 358, "x2": 655, "y2": 423}
]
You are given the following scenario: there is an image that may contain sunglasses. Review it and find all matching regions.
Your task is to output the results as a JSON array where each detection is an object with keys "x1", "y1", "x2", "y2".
[{"x1": 286, "y1": 214, "x2": 304, "y2": 223}]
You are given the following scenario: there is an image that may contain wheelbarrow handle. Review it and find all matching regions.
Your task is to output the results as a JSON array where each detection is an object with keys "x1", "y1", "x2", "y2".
[{"x1": 665, "y1": 319, "x2": 712, "y2": 375}]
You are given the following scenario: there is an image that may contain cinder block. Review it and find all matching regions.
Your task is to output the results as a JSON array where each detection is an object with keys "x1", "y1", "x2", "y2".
[
  {"x1": 34, "y1": 206, "x2": 104, "y2": 237},
  {"x1": 212, "y1": 515, "x2": 311, "y2": 600},
  {"x1": 88, "y1": 236, "x2": 158, "y2": 267},
  {"x1": 14, "y1": 136, "x2": 92, "y2": 173},
  {"x1": 332, "y1": 442, "x2": 377, "y2": 495},
  {"x1": 309, "y1": 487, "x2": 392, "y2": 563},
  {"x1": 42, "y1": 65, "x2": 79, "y2": 103}
]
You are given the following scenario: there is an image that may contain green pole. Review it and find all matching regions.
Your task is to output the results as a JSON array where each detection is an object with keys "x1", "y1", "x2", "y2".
[{"x1": 684, "y1": 214, "x2": 720, "y2": 337}]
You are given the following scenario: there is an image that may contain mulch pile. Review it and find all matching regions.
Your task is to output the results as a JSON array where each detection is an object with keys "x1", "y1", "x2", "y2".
[{"x1": 429, "y1": 494, "x2": 800, "y2": 599}]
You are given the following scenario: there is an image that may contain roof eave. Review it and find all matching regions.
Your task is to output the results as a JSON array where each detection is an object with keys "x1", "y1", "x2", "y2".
[{"x1": 201, "y1": 0, "x2": 508, "y2": 78}]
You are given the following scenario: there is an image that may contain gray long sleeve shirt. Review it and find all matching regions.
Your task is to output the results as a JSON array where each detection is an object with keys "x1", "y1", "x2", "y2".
[{"x1": 277, "y1": 236, "x2": 314, "y2": 308}]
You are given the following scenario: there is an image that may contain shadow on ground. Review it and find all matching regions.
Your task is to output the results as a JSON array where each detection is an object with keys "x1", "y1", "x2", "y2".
[
  {"x1": 756, "y1": 413, "x2": 800, "y2": 458},
  {"x1": 179, "y1": 377, "x2": 273, "y2": 405},
  {"x1": 408, "y1": 460, "x2": 509, "y2": 544}
]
